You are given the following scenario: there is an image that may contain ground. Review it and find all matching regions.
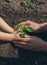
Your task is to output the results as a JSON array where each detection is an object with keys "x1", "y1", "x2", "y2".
[{"x1": 0, "y1": 0, "x2": 47, "y2": 65}]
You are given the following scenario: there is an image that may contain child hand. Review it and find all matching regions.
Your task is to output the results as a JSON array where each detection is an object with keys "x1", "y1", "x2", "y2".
[{"x1": 12, "y1": 30, "x2": 31, "y2": 42}]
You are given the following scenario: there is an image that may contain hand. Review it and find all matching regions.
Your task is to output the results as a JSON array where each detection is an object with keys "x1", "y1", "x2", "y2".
[
  {"x1": 20, "y1": 20, "x2": 47, "y2": 30},
  {"x1": 12, "y1": 30, "x2": 31, "y2": 42},
  {"x1": 14, "y1": 36, "x2": 47, "y2": 51},
  {"x1": 19, "y1": 20, "x2": 41, "y2": 30}
]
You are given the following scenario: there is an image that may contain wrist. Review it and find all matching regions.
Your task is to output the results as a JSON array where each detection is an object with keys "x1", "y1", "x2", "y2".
[
  {"x1": 40, "y1": 23, "x2": 47, "y2": 28},
  {"x1": 8, "y1": 34, "x2": 15, "y2": 41},
  {"x1": 12, "y1": 33, "x2": 18, "y2": 42},
  {"x1": 12, "y1": 34, "x2": 16, "y2": 41},
  {"x1": 10, "y1": 28, "x2": 14, "y2": 33}
]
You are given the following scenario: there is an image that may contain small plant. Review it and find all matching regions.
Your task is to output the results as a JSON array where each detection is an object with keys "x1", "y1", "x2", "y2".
[
  {"x1": 23, "y1": 0, "x2": 37, "y2": 9},
  {"x1": 17, "y1": 24, "x2": 34, "y2": 37}
]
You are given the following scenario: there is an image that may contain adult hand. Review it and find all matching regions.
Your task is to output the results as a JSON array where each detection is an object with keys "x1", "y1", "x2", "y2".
[
  {"x1": 18, "y1": 20, "x2": 47, "y2": 31},
  {"x1": 14, "y1": 36, "x2": 47, "y2": 51},
  {"x1": 19, "y1": 20, "x2": 41, "y2": 30},
  {"x1": 14, "y1": 20, "x2": 41, "y2": 31}
]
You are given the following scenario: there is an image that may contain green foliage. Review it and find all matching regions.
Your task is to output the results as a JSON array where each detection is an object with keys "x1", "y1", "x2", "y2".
[
  {"x1": 25, "y1": 26, "x2": 34, "y2": 32},
  {"x1": 24, "y1": 0, "x2": 37, "y2": 9},
  {"x1": 17, "y1": 24, "x2": 24, "y2": 31},
  {"x1": 20, "y1": 32, "x2": 26, "y2": 38},
  {"x1": 17, "y1": 24, "x2": 34, "y2": 37}
]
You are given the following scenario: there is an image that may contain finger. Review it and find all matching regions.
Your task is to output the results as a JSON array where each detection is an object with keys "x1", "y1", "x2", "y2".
[
  {"x1": 16, "y1": 41, "x2": 26, "y2": 45},
  {"x1": 24, "y1": 35, "x2": 31, "y2": 38},
  {"x1": 17, "y1": 33, "x2": 31, "y2": 42},
  {"x1": 14, "y1": 41, "x2": 27, "y2": 49},
  {"x1": 14, "y1": 30, "x2": 21, "y2": 34},
  {"x1": 20, "y1": 37, "x2": 32, "y2": 42},
  {"x1": 20, "y1": 22, "x2": 30, "y2": 26}
]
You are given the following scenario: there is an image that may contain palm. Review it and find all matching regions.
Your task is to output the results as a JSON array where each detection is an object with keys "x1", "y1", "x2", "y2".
[
  {"x1": 13, "y1": 30, "x2": 31, "y2": 42},
  {"x1": 20, "y1": 20, "x2": 40, "y2": 30}
]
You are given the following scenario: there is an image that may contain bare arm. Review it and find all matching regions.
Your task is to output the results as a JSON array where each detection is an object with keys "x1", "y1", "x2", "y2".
[
  {"x1": 0, "y1": 17, "x2": 14, "y2": 33},
  {"x1": 35, "y1": 25, "x2": 47, "y2": 34},
  {"x1": 0, "y1": 31, "x2": 14, "y2": 41},
  {"x1": 0, "y1": 31, "x2": 31, "y2": 42},
  {"x1": 38, "y1": 22, "x2": 47, "y2": 32},
  {"x1": 40, "y1": 22, "x2": 47, "y2": 27}
]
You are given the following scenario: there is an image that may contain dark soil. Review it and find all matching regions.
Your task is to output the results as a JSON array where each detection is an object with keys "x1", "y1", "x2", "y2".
[{"x1": 0, "y1": 0, "x2": 47, "y2": 65}]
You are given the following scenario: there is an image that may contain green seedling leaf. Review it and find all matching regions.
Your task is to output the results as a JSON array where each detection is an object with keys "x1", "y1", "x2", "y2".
[
  {"x1": 20, "y1": 32, "x2": 26, "y2": 38},
  {"x1": 17, "y1": 24, "x2": 22, "y2": 29},
  {"x1": 25, "y1": 26, "x2": 34, "y2": 32},
  {"x1": 17, "y1": 24, "x2": 34, "y2": 37},
  {"x1": 17, "y1": 24, "x2": 24, "y2": 31}
]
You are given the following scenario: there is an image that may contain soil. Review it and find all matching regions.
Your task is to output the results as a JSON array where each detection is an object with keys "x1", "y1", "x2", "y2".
[{"x1": 0, "y1": 0, "x2": 47, "y2": 65}]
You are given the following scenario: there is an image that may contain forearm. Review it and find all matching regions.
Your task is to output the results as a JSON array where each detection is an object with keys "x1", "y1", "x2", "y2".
[
  {"x1": 0, "y1": 31, "x2": 14, "y2": 41},
  {"x1": 35, "y1": 24, "x2": 47, "y2": 33},
  {"x1": 39, "y1": 22, "x2": 47, "y2": 31},
  {"x1": 40, "y1": 22, "x2": 47, "y2": 27},
  {"x1": 0, "y1": 17, "x2": 14, "y2": 33}
]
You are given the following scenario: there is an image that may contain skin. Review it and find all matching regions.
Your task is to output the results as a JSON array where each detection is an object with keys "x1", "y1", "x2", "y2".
[
  {"x1": 20, "y1": 20, "x2": 47, "y2": 30},
  {"x1": 14, "y1": 36, "x2": 47, "y2": 51},
  {"x1": 0, "y1": 17, "x2": 14, "y2": 33},
  {"x1": 0, "y1": 17, "x2": 31, "y2": 42},
  {"x1": 14, "y1": 20, "x2": 47, "y2": 51},
  {"x1": 0, "y1": 17, "x2": 47, "y2": 51}
]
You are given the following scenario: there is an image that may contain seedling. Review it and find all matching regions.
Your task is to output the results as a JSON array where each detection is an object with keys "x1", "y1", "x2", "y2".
[{"x1": 17, "y1": 24, "x2": 34, "y2": 37}]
